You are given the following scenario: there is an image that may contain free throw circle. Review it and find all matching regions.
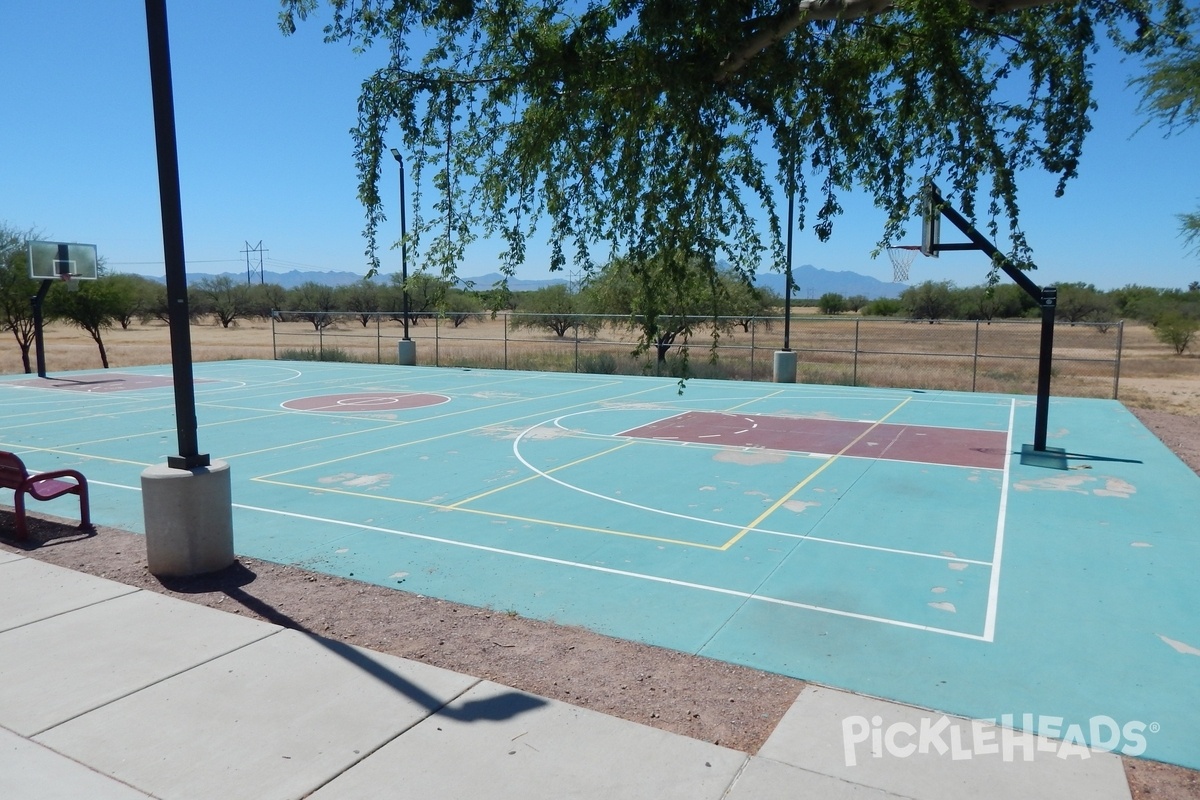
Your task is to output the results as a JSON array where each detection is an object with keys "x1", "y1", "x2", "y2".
[{"x1": 282, "y1": 392, "x2": 449, "y2": 413}]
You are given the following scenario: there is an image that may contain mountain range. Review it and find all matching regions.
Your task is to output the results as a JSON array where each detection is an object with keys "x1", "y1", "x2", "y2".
[{"x1": 185, "y1": 264, "x2": 905, "y2": 299}]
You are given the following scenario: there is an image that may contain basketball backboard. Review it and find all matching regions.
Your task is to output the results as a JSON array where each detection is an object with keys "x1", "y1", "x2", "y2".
[
  {"x1": 920, "y1": 181, "x2": 940, "y2": 258},
  {"x1": 27, "y1": 241, "x2": 99, "y2": 280}
]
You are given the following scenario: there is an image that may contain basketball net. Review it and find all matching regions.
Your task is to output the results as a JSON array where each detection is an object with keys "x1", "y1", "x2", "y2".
[
  {"x1": 60, "y1": 272, "x2": 81, "y2": 292},
  {"x1": 886, "y1": 246, "x2": 921, "y2": 283}
]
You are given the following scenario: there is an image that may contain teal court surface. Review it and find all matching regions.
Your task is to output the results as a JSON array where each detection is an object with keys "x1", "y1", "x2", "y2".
[{"x1": 2, "y1": 361, "x2": 1199, "y2": 768}]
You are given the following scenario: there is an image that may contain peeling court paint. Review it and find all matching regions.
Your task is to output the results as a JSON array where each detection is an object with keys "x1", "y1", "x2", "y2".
[
  {"x1": 713, "y1": 449, "x2": 787, "y2": 465},
  {"x1": 318, "y1": 472, "x2": 392, "y2": 488},
  {"x1": 1013, "y1": 474, "x2": 1137, "y2": 498},
  {"x1": 1158, "y1": 635, "x2": 1200, "y2": 657}
]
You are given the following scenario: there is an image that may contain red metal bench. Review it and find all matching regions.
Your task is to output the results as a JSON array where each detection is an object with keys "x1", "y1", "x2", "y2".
[{"x1": 0, "y1": 451, "x2": 93, "y2": 541}]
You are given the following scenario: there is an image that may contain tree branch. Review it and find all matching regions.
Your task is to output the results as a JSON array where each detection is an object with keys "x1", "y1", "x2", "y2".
[{"x1": 715, "y1": 0, "x2": 1072, "y2": 83}]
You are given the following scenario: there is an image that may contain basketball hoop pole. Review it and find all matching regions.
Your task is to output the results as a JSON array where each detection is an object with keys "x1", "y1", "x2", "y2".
[
  {"x1": 924, "y1": 183, "x2": 1058, "y2": 456},
  {"x1": 30, "y1": 279, "x2": 53, "y2": 378}
]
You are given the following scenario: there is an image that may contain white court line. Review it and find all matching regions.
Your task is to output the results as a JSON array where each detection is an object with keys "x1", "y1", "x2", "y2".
[
  {"x1": 509, "y1": 415, "x2": 990, "y2": 565},
  {"x1": 982, "y1": 399, "x2": 1016, "y2": 643},
  {"x1": 83, "y1": 486, "x2": 989, "y2": 640},
  {"x1": 227, "y1": 503, "x2": 987, "y2": 641}
]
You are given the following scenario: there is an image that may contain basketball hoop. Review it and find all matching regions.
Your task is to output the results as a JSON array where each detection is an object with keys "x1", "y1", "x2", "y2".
[
  {"x1": 886, "y1": 246, "x2": 921, "y2": 283},
  {"x1": 60, "y1": 272, "x2": 81, "y2": 292}
]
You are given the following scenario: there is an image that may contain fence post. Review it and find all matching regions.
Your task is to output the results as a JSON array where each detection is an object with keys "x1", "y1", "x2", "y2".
[
  {"x1": 852, "y1": 318, "x2": 860, "y2": 386},
  {"x1": 750, "y1": 319, "x2": 756, "y2": 381},
  {"x1": 504, "y1": 312, "x2": 509, "y2": 370},
  {"x1": 574, "y1": 322, "x2": 580, "y2": 373},
  {"x1": 434, "y1": 313, "x2": 440, "y2": 367},
  {"x1": 318, "y1": 323, "x2": 323, "y2": 358},
  {"x1": 376, "y1": 313, "x2": 381, "y2": 364},
  {"x1": 1113, "y1": 319, "x2": 1124, "y2": 399},
  {"x1": 972, "y1": 320, "x2": 980, "y2": 392},
  {"x1": 271, "y1": 312, "x2": 277, "y2": 360}
]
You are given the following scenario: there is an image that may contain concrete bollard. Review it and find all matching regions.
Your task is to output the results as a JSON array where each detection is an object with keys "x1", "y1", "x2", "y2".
[
  {"x1": 141, "y1": 460, "x2": 234, "y2": 577},
  {"x1": 397, "y1": 339, "x2": 417, "y2": 366},
  {"x1": 773, "y1": 350, "x2": 798, "y2": 383}
]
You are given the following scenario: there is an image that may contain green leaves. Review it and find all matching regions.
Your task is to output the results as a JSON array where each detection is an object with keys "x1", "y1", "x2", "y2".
[{"x1": 282, "y1": 0, "x2": 1193, "y2": 291}]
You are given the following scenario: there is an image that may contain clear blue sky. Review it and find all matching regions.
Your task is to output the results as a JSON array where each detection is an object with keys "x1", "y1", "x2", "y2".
[{"x1": 4, "y1": 1, "x2": 1198, "y2": 290}]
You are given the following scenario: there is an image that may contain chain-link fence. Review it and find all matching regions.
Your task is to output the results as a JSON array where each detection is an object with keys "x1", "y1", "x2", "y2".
[{"x1": 270, "y1": 311, "x2": 1125, "y2": 399}]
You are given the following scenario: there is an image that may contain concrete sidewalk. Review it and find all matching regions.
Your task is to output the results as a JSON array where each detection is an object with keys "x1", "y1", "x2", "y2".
[{"x1": 0, "y1": 553, "x2": 1133, "y2": 799}]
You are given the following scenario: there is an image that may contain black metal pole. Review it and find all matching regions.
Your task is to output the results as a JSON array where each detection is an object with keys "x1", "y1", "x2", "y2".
[
  {"x1": 145, "y1": 0, "x2": 208, "y2": 470},
  {"x1": 782, "y1": 153, "x2": 794, "y2": 352},
  {"x1": 390, "y1": 149, "x2": 411, "y2": 341},
  {"x1": 31, "y1": 280, "x2": 52, "y2": 378},
  {"x1": 1034, "y1": 287, "x2": 1057, "y2": 451}
]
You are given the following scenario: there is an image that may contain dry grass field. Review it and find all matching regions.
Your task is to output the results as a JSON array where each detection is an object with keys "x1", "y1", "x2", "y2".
[{"x1": 5, "y1": 314, "x2": 1197, "y2": 413}]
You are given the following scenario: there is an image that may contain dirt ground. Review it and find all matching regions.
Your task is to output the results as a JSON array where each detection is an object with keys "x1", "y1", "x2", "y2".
[{"x1": 2, "y1": 320, "x2": 1199, "y2": 796}]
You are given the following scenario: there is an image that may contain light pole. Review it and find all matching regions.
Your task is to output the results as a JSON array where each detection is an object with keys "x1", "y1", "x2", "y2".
[
  {"x1": 774, "y1": 149, "x2": 798, "y2": 383},
  {"x1": 390, "y1": 148, "x2": 411, "y2": 342},
  {"x1": 390, "y1": 148, "x2": 417, "y2": 365}
]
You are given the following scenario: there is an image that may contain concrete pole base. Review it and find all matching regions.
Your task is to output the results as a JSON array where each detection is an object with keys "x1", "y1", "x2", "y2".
[
  {"x1": 141, "y1": 459, "x2": 235, "y2": 577},
  {"x1": 773, "y1": 350, "x2": 798, "y2": 383},
  {"x1": 397, "y1": 339, "x2": 417, "y2": 366}
]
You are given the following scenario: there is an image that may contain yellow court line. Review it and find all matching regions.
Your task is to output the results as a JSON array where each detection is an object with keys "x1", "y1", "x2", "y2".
[
  {"x1": 252, "y1": 477, "x2": 725, "y2": 550},
  {"x1": 0, "y1": 443, "x2": 153, "y2": 469},
  {"x1": 718, "y1": 396, "x2": 913, "y2": 551},
  {"x1": 448, "y1": 439, "x2": 636, "y2": 508}
]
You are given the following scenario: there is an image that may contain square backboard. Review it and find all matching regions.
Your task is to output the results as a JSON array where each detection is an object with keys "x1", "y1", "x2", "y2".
[{"x1": 27, "y1": 240, "x2": 99, "y2": 280}]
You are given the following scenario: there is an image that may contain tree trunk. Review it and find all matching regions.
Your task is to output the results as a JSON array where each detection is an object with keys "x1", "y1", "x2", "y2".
[{"x1": 87, "y1": 327, "x2": 110, "y2": 368}]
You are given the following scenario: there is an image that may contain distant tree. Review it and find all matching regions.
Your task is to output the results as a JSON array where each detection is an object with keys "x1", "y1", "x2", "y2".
[
  {"x1": 99, "y1": 274, "x2": 151, "y2": 330},
  {"x1": 475, "y1": 280, "x2": 516, "y2": 314},
  {"x1": 1055, "y1": 282, "x2": 1116, "y2": 325},
  {"x1": 817, "y1": 292, "x2": 847, "y2": 315},
  {"x1": 44, "y1": 272, "x2": 122, "y2": 368},
  {"x1": 388, "y1": 272, "x2": 450, "y2": 324},
  {"x1": 336, "y1": 278, "x2": 382, "y2": 326},
  {"x1": 845, "y1": 294, "x2": 869, "y2": 312},
  {"x1": 0, "y1": 223, "x2": 42, "y2": 373},
  {"x1": 1110, "y1": 285, "x2": 1167, "y2": 323},
  {"x1": 442, "y1": 288, "x2": 486, "y2": 328},
  {"x1": 288, "y1": 281, "x2": 337, "y2": 330},
  {"x1": 902, "y1": 281, "x2": 957, "y2": 323},
  {"x1": 510, "y1": 284, "x2": 592, "y2": 337},
  {"x1": 1152, "y1": 310, "x2": 1200, "y2": 354},
  {"x1": 245, "y1": 283, "x2": 288, "y2": 319},
  {"x1": 956, "y1": 283, "x2": 1036, "y2": 320},
  {"x1": 193, "y1": 275, "x2": 252, "y2": 328},
  {"x1": 721, "y1": 276, "x2": 779, "y2": 333},
  {"x1": 584, "y1": 251, "x2": 727, "y2": 367},
  {"x1": 860, "y1": 297, "x2": 904, "y2": 317}
]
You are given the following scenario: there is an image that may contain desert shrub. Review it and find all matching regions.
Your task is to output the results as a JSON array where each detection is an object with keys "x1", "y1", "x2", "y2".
[{"x1": 1152, "y1": 312, "x2": 1200, "y2": 355}]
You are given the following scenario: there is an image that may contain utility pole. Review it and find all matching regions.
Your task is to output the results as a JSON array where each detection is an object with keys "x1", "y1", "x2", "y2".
[{"x1": 241, "y1": 240, "x2": 266, "y2": 285}]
